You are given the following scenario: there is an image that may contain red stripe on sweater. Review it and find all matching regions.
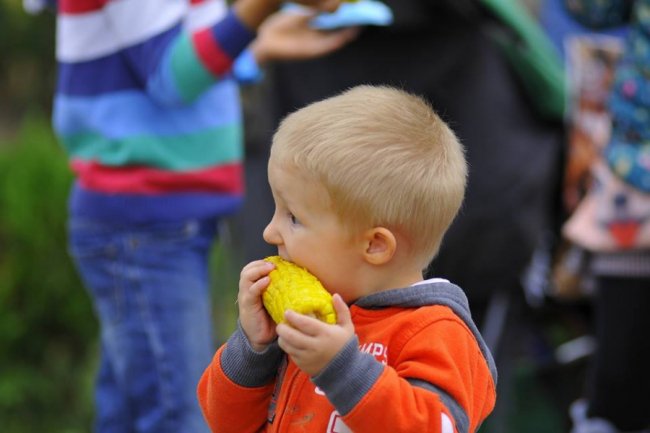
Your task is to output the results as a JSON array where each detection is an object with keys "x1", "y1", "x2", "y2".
[
  {"x1": 71, "y1": 160, "x2": 243, "y2": 194},
  {"x1": 59, "y1": 0, "x2": 109, "y2": 14},
  {"x1": 193, "y1": 28, "x2": 232, "y2": 77}
]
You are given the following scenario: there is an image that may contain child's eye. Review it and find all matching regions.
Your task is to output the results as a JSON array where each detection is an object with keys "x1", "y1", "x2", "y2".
[{"x1": 289, "y1": 213, "x2": 299, "y2": 225}]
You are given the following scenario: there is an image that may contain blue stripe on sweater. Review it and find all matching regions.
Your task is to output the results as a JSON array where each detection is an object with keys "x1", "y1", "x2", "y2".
[
  {"x1": 53, "y1": 80, "x2": 240, "y2": 138},
  {"x1": 123, "y1": 24, "x2": 181, "y2": 84},
  {"x1": 69, "y1": 182, "x2": 243, "y2": 223},
  {"x1": 211, "y1": 11, "x2": 256, "y2": 60},
  {"x1": 57, "y1": 25, "x2": 181, "y2": 96},
  {"x1": 58, "y1": 55, "x2": 138, "y2": 95}
]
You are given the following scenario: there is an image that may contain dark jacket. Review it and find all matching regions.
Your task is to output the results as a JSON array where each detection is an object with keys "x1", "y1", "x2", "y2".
[{"x1": 259, "y1": 0, "x2": 564, "y2": 306}]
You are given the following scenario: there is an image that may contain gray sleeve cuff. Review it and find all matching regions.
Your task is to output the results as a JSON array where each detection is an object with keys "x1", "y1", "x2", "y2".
[
  {"x1": 312, "y1": 336, "x2": 384, "y2": 416},
  {"x1": 220, "y1": 323, "x2": 283, "y2": 387}
]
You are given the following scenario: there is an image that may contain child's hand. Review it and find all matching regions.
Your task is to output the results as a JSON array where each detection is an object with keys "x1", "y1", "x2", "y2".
[
  {"x1": 276, "y1": 294, "x2": 354, "y2": 376},
  {"x1": 233, "y1": 0, "x2": 342, "y2": 30},
  {"x1": 237, "y1": 260, "x2": 277, "y2": 352},
  {"x1": 251, "y1": 11, "x2": 359, "y2": 65},
  {"x1": 293, "y1": 0, "x2": 342, "y2": 14}
]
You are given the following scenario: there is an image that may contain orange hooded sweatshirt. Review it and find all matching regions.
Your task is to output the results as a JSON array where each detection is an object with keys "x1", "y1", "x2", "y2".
[{"x1": 198, "y1": 280, "x2": 497, "y2": 433}]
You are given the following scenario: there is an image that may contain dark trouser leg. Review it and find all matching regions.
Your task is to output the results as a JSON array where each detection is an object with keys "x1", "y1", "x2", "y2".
[{"x1": 587, "y1": 276, "x2": 650, "y2": 431}]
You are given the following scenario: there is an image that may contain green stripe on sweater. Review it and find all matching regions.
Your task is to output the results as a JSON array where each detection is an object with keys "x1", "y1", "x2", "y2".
[
  {"x1": 170, "y1": 33, "x2": 217, "y2": 103},
  {"x1": 63, "y1": 124, "x2": 242, "y2": 170}
]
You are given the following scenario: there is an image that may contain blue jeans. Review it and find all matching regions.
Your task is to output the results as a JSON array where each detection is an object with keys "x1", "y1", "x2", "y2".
[{"x1": 69, "y1": 218, "x2": 218, "y2": 433}]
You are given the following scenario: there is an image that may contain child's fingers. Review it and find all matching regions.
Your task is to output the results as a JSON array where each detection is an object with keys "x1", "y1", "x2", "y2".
[
  {"x1": 238, "y1": 260, "x2": 274, "y2": 306},
  {"x1": 304, "y1": 0, "x2": 340, "y2": 13},
  {"x1": 316, "y1": 26, "x2": 360, "y2": 47},
  {"x1": 276, "y1": 322, "x2": 311, "y2": 351},
  {"x1": 283, "y1": 310, "x2": 324, "y2": 336},
  {"x1": 240, "y1": 259, "x2": 267, "y2": 272},
  {"x1": 240, "y1": 260, "x2": 274, "y2": 283},
  {"x1": 333, "y1": 294, "x2": 352, "y2": 328},
  {"x1": 248, "y1": 276, "x2": 270, "y2": 297},
  {"x1": 321, "y1": 0, "x2": 341, "y2": 13}
]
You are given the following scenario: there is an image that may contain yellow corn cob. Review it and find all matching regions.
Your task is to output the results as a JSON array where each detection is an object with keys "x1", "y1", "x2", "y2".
[{"x1": 263, "y1": 256, "x2": 337, "y2": 325}]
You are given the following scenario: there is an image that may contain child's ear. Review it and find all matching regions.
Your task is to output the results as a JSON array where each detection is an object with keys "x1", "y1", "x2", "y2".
[{"x1": 362, "y1": 227, "x2": 397, "y2": 265}]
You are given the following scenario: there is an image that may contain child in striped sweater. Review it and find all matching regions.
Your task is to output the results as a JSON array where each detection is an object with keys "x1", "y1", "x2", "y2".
[{"x1": 43, "y1": 0, "x2": 356, "y2": 432}]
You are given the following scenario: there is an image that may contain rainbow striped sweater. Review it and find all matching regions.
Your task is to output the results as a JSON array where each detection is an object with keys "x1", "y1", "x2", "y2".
[{"x1": 54, "y1": 0, "x2": 255, "y2": 223}]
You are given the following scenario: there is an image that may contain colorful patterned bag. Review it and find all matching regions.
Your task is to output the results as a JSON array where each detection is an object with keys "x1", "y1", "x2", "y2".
[{"x1": 564, "y1": 159, "x2": 650, "y2": 251}]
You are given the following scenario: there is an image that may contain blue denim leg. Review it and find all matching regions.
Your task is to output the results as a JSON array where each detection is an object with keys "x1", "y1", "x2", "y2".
[{"x1": 68, "y1": 218, "x2": 217, "y2": 433}]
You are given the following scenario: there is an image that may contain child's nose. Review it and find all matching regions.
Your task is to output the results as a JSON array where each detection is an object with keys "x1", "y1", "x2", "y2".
[{"x1": 263, "y1": 218, "x2": 281, "y2": 246}]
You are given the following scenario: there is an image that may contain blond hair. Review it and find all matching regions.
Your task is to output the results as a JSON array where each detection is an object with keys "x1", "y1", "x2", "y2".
[{"x1": 270, "y1": 86, "x2": 467, "y2": 266}]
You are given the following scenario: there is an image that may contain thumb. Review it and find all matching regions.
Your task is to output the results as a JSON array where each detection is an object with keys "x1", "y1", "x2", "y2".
[{"x1": 332, "y1": 294, "x2": 353, "y2": 329}]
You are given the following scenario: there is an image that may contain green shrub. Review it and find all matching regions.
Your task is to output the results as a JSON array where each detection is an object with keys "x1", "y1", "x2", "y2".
[{"x1": 0, "y1": 114, "x2": 95, "y2": 433}]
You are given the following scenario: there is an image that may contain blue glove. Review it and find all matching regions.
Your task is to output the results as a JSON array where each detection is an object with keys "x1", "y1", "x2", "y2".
[{"x1": 284, "y1": 0, "x2": 393, "y2": 30}]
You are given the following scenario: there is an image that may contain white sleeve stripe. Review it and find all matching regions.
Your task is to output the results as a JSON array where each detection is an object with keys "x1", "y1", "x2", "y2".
[
  {"x1": 57, "y1": 0, "x2": 186, "y2": 62},
  {"x1": 442, "y1": 413, "x2": 455, "y2": 433}
]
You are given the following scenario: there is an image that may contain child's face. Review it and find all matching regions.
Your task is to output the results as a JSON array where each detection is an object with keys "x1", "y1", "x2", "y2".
[{"x1": 263, "y1": 161, "x2": 366, "y2": 302}]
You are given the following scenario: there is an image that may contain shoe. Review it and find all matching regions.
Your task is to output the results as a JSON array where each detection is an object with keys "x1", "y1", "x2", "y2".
[
  {"x1": 569, "y1": 399, "x2": 650, "y2": 433},
  {"x1": 570, "y1": 399, "x2": 618, "y2": 433}
]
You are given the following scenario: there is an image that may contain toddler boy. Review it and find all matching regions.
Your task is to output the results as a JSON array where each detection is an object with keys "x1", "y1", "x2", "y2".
[{"x1": 198, "y1": 85, "x2": 497, "y2": 433}]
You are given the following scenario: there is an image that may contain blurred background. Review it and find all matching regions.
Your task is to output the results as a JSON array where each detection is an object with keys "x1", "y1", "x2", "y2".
[{"x1": 0, "y1": 0, "x2": 607, "y2": 431}]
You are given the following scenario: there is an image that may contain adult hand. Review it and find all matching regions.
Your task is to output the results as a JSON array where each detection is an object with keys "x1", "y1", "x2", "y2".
[
  {"x1": 276, "y1": 294, "x2": 355, "y2": 377},
  {"x1": 252, "y1": 10, "x2": 359, "y2": 64},
  {"x1": 237, "y1": 260, "x2": 277, "y2": 352}
]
